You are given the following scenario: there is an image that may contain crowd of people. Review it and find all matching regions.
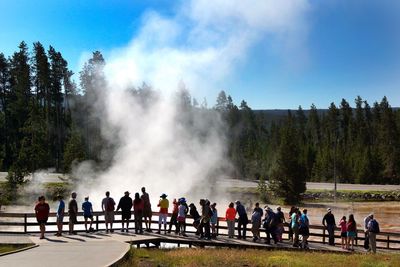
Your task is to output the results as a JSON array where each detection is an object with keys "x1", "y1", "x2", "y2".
[{"x1": 34, "y1": 190, "x2": 380, "y2": 253}]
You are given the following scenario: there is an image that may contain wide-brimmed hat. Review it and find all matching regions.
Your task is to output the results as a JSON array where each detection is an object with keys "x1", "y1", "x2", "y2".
[
  {"x1": 179, "y1": 197, "x2": 186, "y2": 203},
  {"x1": 160, "y1": 193, "x2": 167, "y2": 198},
  {"x1": 327, "y1": 208, "x2": 331, "y2": 212},
  {"x1": 235, "y1": 200, "x2": 240, "y2": 204}
]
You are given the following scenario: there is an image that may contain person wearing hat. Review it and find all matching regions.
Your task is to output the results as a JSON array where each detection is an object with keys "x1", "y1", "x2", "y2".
[
  {"x1": 363, "y1": 213, "x2": 373, "y2": 251},
  {"x1": 322, "y1": 208, "x2": 336, "y2": 246},
  {"x1": 68, "y1": 192, "x2": 78, "y2": 235},
  {"x1": 117, "y1": 191, "x2": 133, "y2": 232},
  {"x1": 157, "y1": 193, "x2": 169, "y2": 234},
  {"x1": 55, "y1": 194, "x2": 65, "y2": 237},
  {"x1": 177, "y1": 198, "x2": 188, "y2": 236}
]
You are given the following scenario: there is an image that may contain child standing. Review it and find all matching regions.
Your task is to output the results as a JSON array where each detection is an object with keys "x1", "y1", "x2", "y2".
[
  {"x1": 210, "y1": 203, "x2": 218, "y2": 238},
  {"x1": 347, "y1": 214, "x2": 357, "y2": 251},
  {"x1": 177, "y1": 198, "x2": 188, "y2": 236},
  {"x1": 338, "y1": 216, "x2": 348, "y2": 249}
]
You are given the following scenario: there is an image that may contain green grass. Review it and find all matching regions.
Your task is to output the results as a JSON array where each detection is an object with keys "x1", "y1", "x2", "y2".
[
  {"x1": 0, "y1": 244, "x2": 32, "y2": 254},
  {"x1": 118, "y1": 248, "x2": 400, "y2": 267}
]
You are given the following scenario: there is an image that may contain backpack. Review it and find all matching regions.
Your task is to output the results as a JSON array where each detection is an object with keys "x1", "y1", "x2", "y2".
[{"x1": 369, "y1": 219, "x2": 380, "y2": 233}]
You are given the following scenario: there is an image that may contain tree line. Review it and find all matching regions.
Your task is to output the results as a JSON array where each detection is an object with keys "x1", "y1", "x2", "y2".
[{"x1": 1, "y1": 42, "x2": 400, "y2": 198}]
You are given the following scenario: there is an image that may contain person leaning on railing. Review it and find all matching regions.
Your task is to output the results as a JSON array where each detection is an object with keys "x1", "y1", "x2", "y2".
[{"x1": 322, "y1": 208, "x2": 336, "y2": 246}]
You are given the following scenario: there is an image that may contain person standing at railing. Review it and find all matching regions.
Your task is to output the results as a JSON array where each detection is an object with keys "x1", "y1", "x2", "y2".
[
  {"x1": 322, "y1": 208, "x2": 336, "y2": 246},
  {"x1": 299, "y1": 209, "x2": 310, "y2": 249},
  {"x1": 210, "y1": 202, "x2": 218, "y2": 239},
  {"x1": 157, "y1": 193, "x2": 169, "y2": 234},
  {"x1": 55, "y1": 195, "x2": 65, "y2": 237},
  {"x1": 363, "y1": 214, "x2": 373, "y2": 251},
  {"x1": 168, "y1": 198, "x2": 179, "y2": 234},
  {"x1": 276, "y1": 206, "x2": 285, "y2": 242},
  {"x1": 68, "y1": 192, "x2": 78, "y2": 235},
  {"x1": 102, "y1": 191, "x2": 116, "y2": 233},
  {"x1": 141, "y1": 187, "x2": 152, "y2": 232},
  {"x1": 117, "y1": 191, "x2": 133, "y2": 232},
  {"x1": 82, "y1": 196, "x2": 94, "y2": 233},
  {"x1": 288, "y1": 206, "x2": 296, "y2": 242},
  {"x1": 177, "y1": 198, "x2": 188, "y2": 236},
  {"x1": 251, "y1": 203, "x2": 262, "y2": 242},
  {"x1": 198, "y1": 199, "x2": 211, "y2": 240},
  {"x1": 338, "y1": 216, "x2": 348, "y2": 250},
  {"x1": 346, "y1": 214, "x2": 357, "y2": 251},
  {"x1": 34, "y1": 195, "x2": 50, "y2": 239},
  {"x1": 133, "y1": 192, "x2": 144, "y2": 234},
  {"x1": 189, "y1": 203, "x2": 201, "y2": 233},
  {"x1": 367, "y1": 214, "x2": 380, "y2": 254},
  {"x1": 235, "y1": 200, "x2": 248, "y2": 239},
  {"x1": 291, "y1": 207, "x2": 300, "y2": 247},
  {"x1": 225, "y1": 202, "x2": 236, "y2": 238},
  {"x1": 263, "y1": 206, "x2": 278, "y2": 245}
]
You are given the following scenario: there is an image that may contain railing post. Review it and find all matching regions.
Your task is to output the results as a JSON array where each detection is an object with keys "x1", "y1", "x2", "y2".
[
  {"x1": 96, "y1": 215, "x2": 99, "y2": 231},
  {"x1": 322, "y1": 228, "x2": 326, "y2": 244},
  {"x1": 387, "y1": 236, "x2": 390, "y2": 249},
  {"x1": 24, "y1": 214, "x2": 27, "y2": 233},
  {"x1": 356, "y1": 232, "x2": 358, "y2": 246},
  {"x1": 216, "y1": 219, "x2": 219, "y2": 236}
]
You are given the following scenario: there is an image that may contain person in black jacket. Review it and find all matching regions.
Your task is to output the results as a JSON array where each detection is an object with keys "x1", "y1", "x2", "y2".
[
  {"x1": 189, "y1": 203, "x2": 201, "y2": 234},
  {"x1": 235, "y1": 200, "x2": 249, "y2": 239},
  {"x1": 117, "y1": 191, "x2": 133, "y2": 232},
  {"x1": 322, "y1": 208, "x2": 336, "y2": 245}
]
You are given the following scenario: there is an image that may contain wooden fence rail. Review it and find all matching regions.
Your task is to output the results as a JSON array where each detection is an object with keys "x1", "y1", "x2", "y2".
[{"x1": 1, "y1": 211, "x2": 399, "y2": 250}]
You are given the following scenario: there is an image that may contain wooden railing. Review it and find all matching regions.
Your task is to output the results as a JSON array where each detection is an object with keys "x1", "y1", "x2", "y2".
[{"x1": 1, "y1": 211, "x2": 399, "y2": 250}]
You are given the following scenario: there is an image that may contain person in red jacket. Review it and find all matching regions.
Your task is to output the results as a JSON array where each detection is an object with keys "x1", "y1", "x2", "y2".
[
  {"x1": 225, "y1": 202, "x2": 236, "y2": 238},
  {"x1": 34, "y1": 196, "x2": 50, "y2": 239}
]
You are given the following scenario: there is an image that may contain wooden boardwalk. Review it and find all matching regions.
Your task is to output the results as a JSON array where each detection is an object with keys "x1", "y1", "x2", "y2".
[{"x1": 1, "y1": 226, "x2": 396, "y2": 267}]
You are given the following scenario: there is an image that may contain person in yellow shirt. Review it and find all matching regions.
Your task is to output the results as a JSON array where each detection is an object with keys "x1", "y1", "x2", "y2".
[{"x1": 157, "y1": 193, "x2": 169, "y2": 234}]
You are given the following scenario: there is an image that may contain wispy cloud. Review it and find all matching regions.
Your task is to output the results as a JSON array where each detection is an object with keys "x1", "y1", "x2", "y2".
[{"x1": 103, "y1": 0, "x2": 311, "y2": 95}]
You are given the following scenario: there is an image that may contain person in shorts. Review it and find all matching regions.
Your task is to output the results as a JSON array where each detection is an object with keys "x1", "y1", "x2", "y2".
[
  {"x1": 35, "y1": 195, "x2": 50, "y2": 239},
  {"x1": 68, "y1": 192, "x2": 78, "y2": 235},
  {"x1": 157, "y1": 193, "x2": 169, "y2": 234},
  {"x1": 347, "y1": 214, "x2": 357, "y2": 251},
  {"x1": 141, "y1": 187, "x2": 152, "y2": 232},
  {"x1": 82, "y1": 196, "x2": 94, "y2": 233},
  {"x1": 117, "y1": 191, "x2": 133, "y2": 232},
  {"x1": 56, "y1": 195, "x2": 65, "y2": 236},
  {"x1": 102, "y1": 191, "x2": 116, "y2": 233}
]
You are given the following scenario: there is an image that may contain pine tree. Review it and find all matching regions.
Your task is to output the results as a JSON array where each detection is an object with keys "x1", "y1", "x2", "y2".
[
  {"x1": 7, "y1": 41, "x2": 32, "y2": 185},
  {"x1": 269, "y1": 113, "x2": 306, "y2": 204},
  {"x1": 63, "y1": 126, "x2": 86, "y2": 173}
]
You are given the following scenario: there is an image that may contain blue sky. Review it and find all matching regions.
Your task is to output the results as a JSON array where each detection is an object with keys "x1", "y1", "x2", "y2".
[{"x1": 1, "y1": 0, "x2": 399, "y2": 109}]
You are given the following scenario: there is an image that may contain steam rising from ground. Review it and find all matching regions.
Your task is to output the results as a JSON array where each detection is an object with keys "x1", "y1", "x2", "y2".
[
  {"x1": 73, "y1": 88, "x2": 229, "y2": 208},
  {"x1": 72, "y1": 0, "x2": 311, "y2": 208}
]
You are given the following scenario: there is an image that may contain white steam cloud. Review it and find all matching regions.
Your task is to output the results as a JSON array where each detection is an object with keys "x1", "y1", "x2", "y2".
[
  {"x1": 73, "y1": 0, "x2": 311, "y2": 208},
  {"x1": 104, "y1": 0, "x2": 311, "y2": 93}
]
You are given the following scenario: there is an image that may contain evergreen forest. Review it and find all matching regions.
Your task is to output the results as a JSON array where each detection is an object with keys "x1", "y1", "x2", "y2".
[{"x1": 1, "y1": 42, "x2": 400, "y2": 189}]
